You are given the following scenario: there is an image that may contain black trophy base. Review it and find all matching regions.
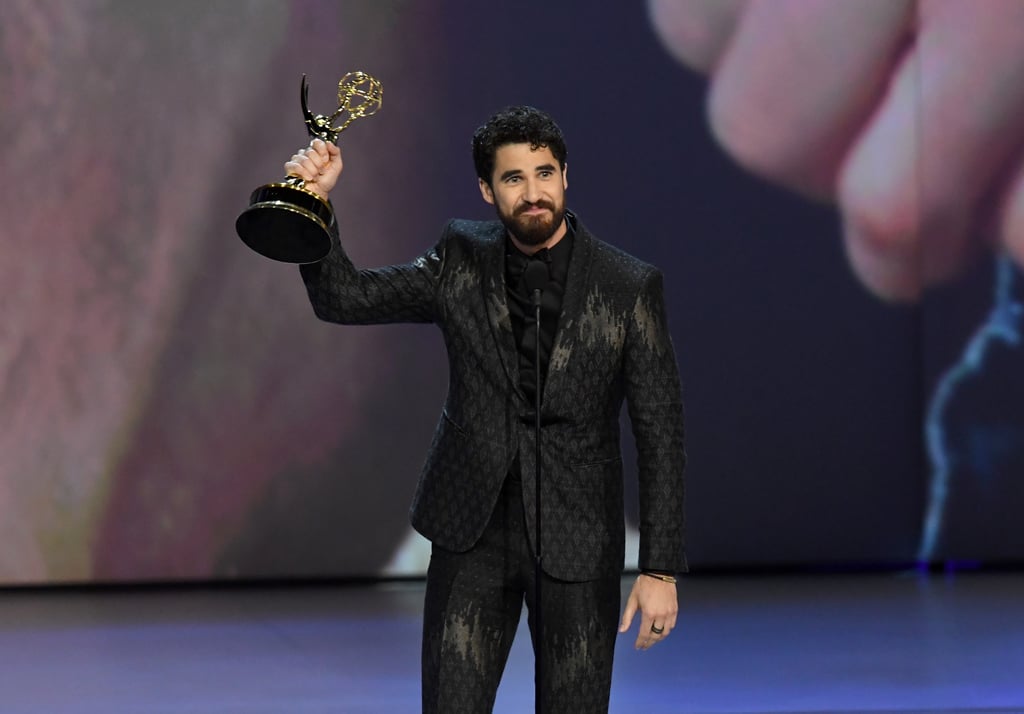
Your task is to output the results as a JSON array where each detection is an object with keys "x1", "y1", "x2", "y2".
[{"x1": 236, "y1": 182, "x2": 334, "y2": 264}]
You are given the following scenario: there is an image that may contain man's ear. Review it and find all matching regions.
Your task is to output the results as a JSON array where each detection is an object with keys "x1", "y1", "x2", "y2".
[
  {"x1": 562, "y1": 162, "x2": 568, "y2": 191},
  {"x1": 478, "y1": 178, "x2": 495, "y2": 205}
]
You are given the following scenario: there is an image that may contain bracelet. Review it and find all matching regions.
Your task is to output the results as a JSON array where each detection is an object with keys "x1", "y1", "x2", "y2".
[{"x1": 641, "y1": 571, "x2": 677, "y2": 584}]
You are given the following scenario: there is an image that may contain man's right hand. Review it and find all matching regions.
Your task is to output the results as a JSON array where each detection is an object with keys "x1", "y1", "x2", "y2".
[{"x1": 284, "y1": 138, "x2": 343, "y2": 199}]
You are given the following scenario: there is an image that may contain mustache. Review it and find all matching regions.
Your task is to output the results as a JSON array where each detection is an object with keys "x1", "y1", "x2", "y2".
[{"x1": 515, "y1": 199, "x2": 555, "y2": 215}]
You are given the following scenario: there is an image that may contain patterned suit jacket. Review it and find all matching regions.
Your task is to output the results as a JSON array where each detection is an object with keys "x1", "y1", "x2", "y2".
[{"x1": 300, "y1": 212, "x2": 686, "y2": 581}]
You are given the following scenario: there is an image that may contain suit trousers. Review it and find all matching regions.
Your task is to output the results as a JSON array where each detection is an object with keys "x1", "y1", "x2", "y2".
[{"x1": 422, "y1": 472, "x2": 621, "y2": 713}]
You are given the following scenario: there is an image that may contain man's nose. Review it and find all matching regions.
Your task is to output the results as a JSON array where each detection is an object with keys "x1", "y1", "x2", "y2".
[{"x1": 523, "y1": 178, "x2": 542, "y2": 202}]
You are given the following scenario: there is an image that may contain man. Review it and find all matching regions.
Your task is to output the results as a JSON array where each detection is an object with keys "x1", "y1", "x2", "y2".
[{"x1": 289, "y1": 106, "x2": 686, "y2": 713}]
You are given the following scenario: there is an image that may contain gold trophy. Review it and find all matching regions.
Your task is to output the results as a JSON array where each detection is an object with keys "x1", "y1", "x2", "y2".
[{"x1": 236, "y1": 72, "x2": 383, "y2": 263}]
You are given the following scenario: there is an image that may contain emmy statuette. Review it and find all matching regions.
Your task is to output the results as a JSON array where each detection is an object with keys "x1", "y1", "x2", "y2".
[{"x1": 236, "y1": 72, "x2": 382, "y2": 263}]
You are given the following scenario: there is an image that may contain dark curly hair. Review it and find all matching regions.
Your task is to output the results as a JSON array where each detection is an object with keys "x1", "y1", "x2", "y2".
[{"x1": 472, "y1": 106, "x2": 567, "y2": 185}]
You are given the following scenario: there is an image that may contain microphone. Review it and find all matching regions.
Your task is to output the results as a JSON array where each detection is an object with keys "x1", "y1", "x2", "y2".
[
  {"x1": 520, "y1": 248, "x2": 550, "y2": 714},
  {"x1": 523, "y1": 251, "x2": 550, "y2": 307}
]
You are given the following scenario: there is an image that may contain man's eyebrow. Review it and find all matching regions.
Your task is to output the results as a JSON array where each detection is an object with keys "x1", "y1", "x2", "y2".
[{"x1": 499, "y1": 164, "x2": 557, "y2": 181}]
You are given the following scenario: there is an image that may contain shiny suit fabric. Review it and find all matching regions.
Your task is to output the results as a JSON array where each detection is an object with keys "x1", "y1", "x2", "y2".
[{"x1": 299, "y1": 214, "x2": 687, "y2": 581}]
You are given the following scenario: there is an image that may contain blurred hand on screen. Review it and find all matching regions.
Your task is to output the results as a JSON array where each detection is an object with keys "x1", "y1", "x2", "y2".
[{"x1": 649, "y1": 0, "x2": 1024, "y2": 301}]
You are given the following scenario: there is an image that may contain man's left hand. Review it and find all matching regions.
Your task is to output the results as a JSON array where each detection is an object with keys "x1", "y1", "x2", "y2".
[{"x1": 618, "y1": 574, "x2": 679, "y2": 650}]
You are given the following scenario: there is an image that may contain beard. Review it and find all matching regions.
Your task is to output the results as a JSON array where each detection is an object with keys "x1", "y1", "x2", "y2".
[{"x1": 496, "y1": 198, "x2": 566, "y2": 247}]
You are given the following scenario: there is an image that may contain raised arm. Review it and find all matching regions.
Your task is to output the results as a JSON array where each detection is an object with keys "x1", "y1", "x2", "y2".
[{"x1": 288, "y1": 139, "x2": 445, "y2": 325}]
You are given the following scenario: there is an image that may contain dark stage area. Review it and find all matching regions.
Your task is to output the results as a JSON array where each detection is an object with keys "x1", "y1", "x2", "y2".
[{"x1": 0, "y1": 571, "x2": 1021, "y2": 713}]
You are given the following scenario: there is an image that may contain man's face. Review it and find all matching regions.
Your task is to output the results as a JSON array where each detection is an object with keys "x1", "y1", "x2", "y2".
[{"x1": 478, "y1": 143, "x2": 568, "y2": 248}]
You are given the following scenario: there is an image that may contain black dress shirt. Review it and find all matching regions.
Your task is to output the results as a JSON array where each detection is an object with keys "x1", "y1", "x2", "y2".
[{"x1": 505, "y1": 219, "x2": 574, "y2": 408}]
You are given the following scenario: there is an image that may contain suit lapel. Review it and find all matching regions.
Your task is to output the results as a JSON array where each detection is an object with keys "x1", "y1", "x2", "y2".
[
  {"x1": 543, "y1": 218, "x2": 593, "y2": 407},
  {"x1": 480, "y1": 225, "x2": 525, "y2": 400}
]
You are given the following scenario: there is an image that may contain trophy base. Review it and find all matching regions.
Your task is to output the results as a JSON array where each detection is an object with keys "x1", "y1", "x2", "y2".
[{"x1": 236, "y1": 182, "x2": 334, "y2": 264}]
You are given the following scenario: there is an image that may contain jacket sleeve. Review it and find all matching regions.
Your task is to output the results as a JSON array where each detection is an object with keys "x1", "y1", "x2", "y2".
[
  {"x1": 624, "y1": 267, "x2": 688, "y2": 573},
  {"x1": 298, "y1": 219, "x2": 447, "y2": 325}
]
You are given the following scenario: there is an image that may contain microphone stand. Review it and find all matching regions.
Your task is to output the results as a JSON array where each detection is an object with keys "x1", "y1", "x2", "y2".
[{"x1": 522, "y1": 259, "x2": 549, "y2": 714}]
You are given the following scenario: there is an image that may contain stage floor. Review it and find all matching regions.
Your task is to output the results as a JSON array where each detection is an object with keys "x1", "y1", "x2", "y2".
[{"x1": 0, "y1": 571, "x2": 1021, "y2": 713}]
